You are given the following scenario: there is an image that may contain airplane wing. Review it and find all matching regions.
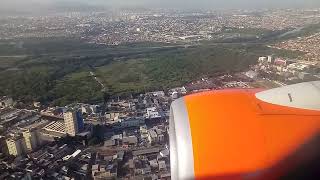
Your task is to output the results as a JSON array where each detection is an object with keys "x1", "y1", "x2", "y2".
[{"x1": 169, "y1": 81, "x2": 320, "y2": 179}]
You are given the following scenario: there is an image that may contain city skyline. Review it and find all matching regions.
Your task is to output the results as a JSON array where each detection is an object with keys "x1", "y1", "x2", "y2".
[{"x1": 2, "y1": 0, "x2": 320, "y2": 14}]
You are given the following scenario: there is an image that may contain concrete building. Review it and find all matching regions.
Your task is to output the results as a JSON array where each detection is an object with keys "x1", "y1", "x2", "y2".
[
  {"x1": 21, "y1": 121, "x2": 49, "y2": 152},
  {"x1": 298, "y1": 72, "x2": 313, "y2": 80},
  {"x1": 258, "y1": 56, "x2": 267, "y2": 63},
  {"x1": 122, "y1": 136, "x2": 138, "y2": 145},
  {"x1": 41, "y1": 121, "x2": 66, "y2": 139},
  {"x1": 64, "y1": 110, "x2": 84, "y2": 136},
  {"x1": 90, "y1": 105, "x2": 98, "y2": 114},
  {"x1": 149, "y1": 91, "x2": 165, "y2": 97},
  {"x1": 0, "y1": 136, "x2": 8, "y2": 155},
  {"x1": 104, "y1": 139, "x2": 116, "y2": 147},
  {"x1": 92, "y1": 166, "x2": 117, "y2": 180},
  {"x1": 158, "y1": 160, "x2": 167, "y2": 171},
  {"x1": 171, "y1": 91, "x2": 179, "y2": 99},
  {"x1": 245, "y1": 70, "x2": 258, "y2": 79},
  {"x1": 146, "y1": 107, "x2": 161, "y2": 119},
  {"x1": 149, "y1": 159, "x2": 158, "y2": 168},
  {"x1": 274, "y1": 58, "x2": 288, "y2": 66},
  {"x1": 22, "y1": 129, "x2": 40, "y2": 152},
  {"x1": 148, "y1": 129, "x2": 158, "y2": 144},
  {"x1": 6, "y1": 136, "x2": 25, "y2": 156},
  {"x1": 119, "y1": 118, "x2": 145, "y2": 128},
  {"x1": 267, "y1": 55, "x2": 273, "y2": 63}
]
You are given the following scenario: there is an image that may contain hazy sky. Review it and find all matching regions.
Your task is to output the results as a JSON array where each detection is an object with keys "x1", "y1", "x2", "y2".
[{"x1": 2, "y1": 0, "x2": 320, "y2": 13}]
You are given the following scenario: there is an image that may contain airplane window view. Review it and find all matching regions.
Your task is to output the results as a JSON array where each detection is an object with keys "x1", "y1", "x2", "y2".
[{"x1": 0, "y1": 0, "x2": 320, "y2": 179}]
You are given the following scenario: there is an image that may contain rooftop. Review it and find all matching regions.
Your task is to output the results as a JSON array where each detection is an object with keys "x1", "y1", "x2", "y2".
[{"x1": 132, "y1": 147, "x2": 161, "y2": 156}]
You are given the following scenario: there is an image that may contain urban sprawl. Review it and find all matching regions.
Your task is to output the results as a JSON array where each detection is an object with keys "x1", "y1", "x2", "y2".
[
  {"x1": 1, "y1": 8, "x2": 320, "y2": 180},
  {"x1": 1, "y1": 9, "x2": 320, "y2": 47}
]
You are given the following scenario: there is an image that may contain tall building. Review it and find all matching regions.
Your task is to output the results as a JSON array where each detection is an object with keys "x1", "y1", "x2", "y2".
[
  {"x1": 22, "y1": 129, "x2": 40, "y2": 152},
  {"x1": 0, "y1": 136, "x2": 8, "y2": 155},
  {"x1": 64, "y1": 110, "x2": 84, "y2": 136},
  {"x1": 6, "y1": 136, "x2": 25, "y2": 156},
  {"x1": 267, "y1": 55, "x2": 273, "y2": 63},
  {"x1": 21, "y1": 120, "x2": 48, "y2": 152}
]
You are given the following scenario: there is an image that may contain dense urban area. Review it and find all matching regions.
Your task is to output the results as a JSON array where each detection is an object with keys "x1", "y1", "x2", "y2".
[
  {"x1": 1, "y1": 7, "x2": 320, "y2": 180},
  {"x1": 1, "y1": 9, "x2": 320, "y2": 45}
]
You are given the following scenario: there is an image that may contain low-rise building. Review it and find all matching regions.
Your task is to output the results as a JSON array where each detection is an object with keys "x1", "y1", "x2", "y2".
[
  {"x1": 158, "y1": 160, "x2": 167, "y2": 171},
  {"x1": 104, "y1": 139, "x2": 116, "y2": 147},
  {"x1": 148, "y1": 129, "x2": 158, "y2": 143},
  {"x1": 0, "y1": 96, "x2": 14, "y2": 108},
  {"x1": 119, "y1": 117, "x2": 145, "y2": 128},
  {"x1": 148, "y1": 129, "x2": 158, "y2": 144},
  {"x1": 146, "y1": 107, "x2": 161, "y2": 119},
  {"x1": 41, "y1": 121, "x2": 66, "y2": 139},
  {"x1": 149, "y1": 159, "x2": 158, "y2": 168},
  {"x1": 122, "y1": 136, "x2": 138, "y2": 145}
]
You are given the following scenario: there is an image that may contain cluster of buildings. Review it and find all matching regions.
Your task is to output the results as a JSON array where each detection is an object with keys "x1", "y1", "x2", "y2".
[
  {"x1": 1, "y1": 52, "x2": 317, "y2": 179},
  {"x1": 0, "y1": 100, "x2": 90, "y2": 179},
  {"x1": 1, "y1": 75, "x2": 253, "y2": 179},
  {"x1": 2, "y1": 9, "x2": 320, "y2": 45},
  {"x1": 251, "y1": 55, "x2": 320, "y2": 84},
  {"x1": 183, "y1": 74, "x2": 254, "y2": 93},
  {"x1": 0, "y1": 108, "x2": 84, "y2": 158},
  {"x1": 98, "y1": 124, "x2": 169, "y2": 179},
  {"x1": 272, "y1": 32, "x2": 320, "y2": 61},
  {"x1": 0, "y1": 86, "x2": 176, "y2": 179},
  {"x1": 2, "y1": 143, "x2": 83, "y2": 179}
]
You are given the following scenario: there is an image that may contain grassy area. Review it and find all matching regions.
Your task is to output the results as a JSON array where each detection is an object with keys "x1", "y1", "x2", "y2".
[
  {"x1": 96, "y1": 44, "x2": 261, "y2": 97},
  {"x1": 96, "y1": 59, "x2": 149, "y2": 95},
  {"x1": 268, "y1": 48, "x2": 305, "y2": 59},
  {"x1": 0, "y1": 56, "x2": 26, "y2": 70},
  {"x1": 50, "y1": 71, "x2": 103, "y2": 106}
]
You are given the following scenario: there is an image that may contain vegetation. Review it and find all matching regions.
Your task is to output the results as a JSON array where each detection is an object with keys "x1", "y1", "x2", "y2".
[
  {"x1": 277, "y1": 22, "x2": 320, "y2": 41},
  {"x1": 96, "y1": 44, "x2": 262, "y2": 96},
  {"x1": 0, "y1": 30, "x2": 304, "y2": 106}
]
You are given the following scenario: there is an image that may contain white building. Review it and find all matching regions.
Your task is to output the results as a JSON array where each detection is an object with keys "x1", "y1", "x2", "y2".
[
  {"x1": 245, "y1": 70, "x2": 258, "y2": 79},
  {"x1": 105, "y1": 112, "x2": 121, "y2": 120},
  {"x1": 267, "y1": 55, "x2": 273, "y2": 63},
  {"x1": 81, "y1": 106, "x2": 88, "y2": 114},
  {"x1": 149, "y1": 91, "x2": 165, "y2": 97},
  {"x1": 171, "y1": 92, "x2": 179, "y2": 99},
  {"x1": 170, "y1": 87, "x2": 187, "y2": 95},
  {"x1": 258, "y1": 56, "x2": 267, "y2": 63},
  {"x1": 146, "y1": 107, "x2": 161, "y2": 119},
  {"x1": 148, "y1": 129, "x2": 158, "y2": 144},
  {"x1": 90, "y1": 105, "x2": 98, "y2": 114}
]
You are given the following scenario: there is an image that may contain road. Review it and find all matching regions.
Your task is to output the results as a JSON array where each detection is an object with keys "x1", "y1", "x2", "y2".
[{"x1": 89, "y1": 71, "x2": 106, "y2": 92}]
